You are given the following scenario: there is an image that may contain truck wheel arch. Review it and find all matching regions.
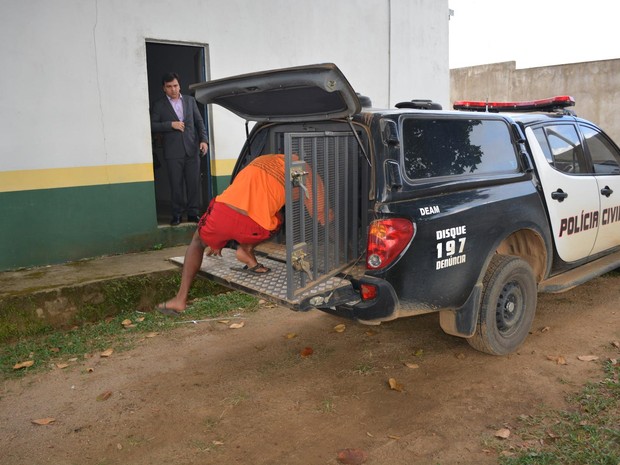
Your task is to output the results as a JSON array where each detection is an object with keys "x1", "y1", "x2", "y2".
[
  {"x1": 496, "y1": 229, "x2": 547, "y2": 283},
  {"x1": 439, "y1": 228, "x2": 546, "y2": 342}
]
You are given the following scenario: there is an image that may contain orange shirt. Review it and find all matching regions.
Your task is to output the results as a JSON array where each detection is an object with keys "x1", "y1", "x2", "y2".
[
  {"x1": 217, "y1": 153, "x2": 332, "y2": 230},
  {"x1": 217, "y1": 154, "x2": 286, "y2": 231}
]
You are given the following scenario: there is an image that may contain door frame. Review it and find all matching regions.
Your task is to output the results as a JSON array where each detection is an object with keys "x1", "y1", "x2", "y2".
[{"x1": 145, "y1": 39, "x2": 212, "y2": 224}]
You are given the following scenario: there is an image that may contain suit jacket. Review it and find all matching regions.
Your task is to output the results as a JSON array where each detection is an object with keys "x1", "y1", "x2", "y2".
[{"x1": 150, "y1": 94, "x2": 208, "y2": 160}]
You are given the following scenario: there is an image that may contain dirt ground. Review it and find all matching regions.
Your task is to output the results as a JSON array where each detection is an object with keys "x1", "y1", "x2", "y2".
[{"x1": 1, "y1": 274, "x2": 619, "y2": 465}]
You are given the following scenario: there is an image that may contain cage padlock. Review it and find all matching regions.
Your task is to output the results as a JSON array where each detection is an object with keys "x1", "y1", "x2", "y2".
[
  {"x1": 290, "y1": 166, "x2": 310, "y2": 199},
  {"x1": 292, "y1": 249, "x2": 313, "y2": 280}
]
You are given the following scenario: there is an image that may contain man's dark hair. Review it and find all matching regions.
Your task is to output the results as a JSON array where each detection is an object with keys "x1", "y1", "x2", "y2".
[{"x1": 161, "y1": 72, "x2": 180, "y2": 85}]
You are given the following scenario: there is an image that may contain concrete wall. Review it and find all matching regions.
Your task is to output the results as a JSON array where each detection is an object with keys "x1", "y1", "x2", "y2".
[
  {"x1": 1, "y1": 0, "x2": 449, "y2": 176},
  {"x1": 0, "y1": 0, "x2": 449, "y2": 270},
  {"x1": 450, "y1": 60, "x2": 620, "y2": 143}
]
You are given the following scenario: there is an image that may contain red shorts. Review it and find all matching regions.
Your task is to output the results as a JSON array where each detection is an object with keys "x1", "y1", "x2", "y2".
[{"x1": 198, "y1": 201, "x2": 278, "y2": 249}]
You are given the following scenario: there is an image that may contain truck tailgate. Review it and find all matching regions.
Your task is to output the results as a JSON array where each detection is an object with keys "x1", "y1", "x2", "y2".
[{"x1": 169, "y1": 248, "x2": 354, "y2": 310}]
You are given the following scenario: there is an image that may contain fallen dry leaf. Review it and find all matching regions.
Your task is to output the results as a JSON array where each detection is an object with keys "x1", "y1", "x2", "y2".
[
  {"x1": 87, "y1": 367, "x2": 94, "y2": 373},
  {"x1": 540, "y1": 326, "x2": 551, "y2": 333},
  {"x1": 100, "y1": 348, "x2": 114, "y2": 358},
  {"x1": 365, "y1": 329, "x2": 378, "y2": 336},
  {"x1": 612, "y1": 341, "x2": 620, "y2": 349},
  {"x1": 212, "y1": 440, "x2": 224, "y2": 446},
  {"x1": 336, "y1": 448, "x2": 368, "y2": 465},
  {"x1": 387, "y1": 434, "x2": 400, "y2": 440},
  {"x1": 285, "y1": 332, "x2": 297, "y2": 339},
  {"x1": 229, "y1": 321, "x2": 245, "y2": 329},
  {"x1": 413, "y1": 349, "x2": 424, "y2": 356},
  {"x1": 68, "y1": 357, "x2": 78, "y2": 362},
  {"x1": 300, "y1": 347, "x2": 314, "y2": 357},
  {"x1": 388, "y1": 378, "x2": 404, "y2": 392},
  {"x1": 31, "y1": 417, "x2": 56, "y2": 426},
  {"x1": 56, "y1": 363, "x2": 69, "y2": 369},
  {"x1": 217, "y1": 320, "x2": 230, "y2": 324},
  {"x1": 455, "y1": 353, "x2": 466, "y2": 359},
  {"x1": 546, "y1": 355, "x2": 567, "y2": 365},
  {"x1": 495, "y1": 428, "x2": 511, "y2": 439},
  {"x1": 50, "y1": 347, "x2": 60, "y2": 353},
  {"x1": 121, "y1": 319, "x2": 132, "y2": 326},
  {"x1": 13, "y1": 360, "x2": 35, "y2": 370},
  {"x1": 96, "y1": 390, "x2": 113, "y2": 402},
  {"x1": 404, "y1": 362, "x2": 419, "y2": 369},
  {"x1": 334, "y1": 324, "x2": 346, "y2": 333},
  {"x1": 577, "y1": 355, "x2": 599, "y2": 362},
  {"x1": 145, "y1": 332, "x2": 158, "y2": 338},
  {"x1": 135, "y1": 317, "x2": 145, "y2": 322}
]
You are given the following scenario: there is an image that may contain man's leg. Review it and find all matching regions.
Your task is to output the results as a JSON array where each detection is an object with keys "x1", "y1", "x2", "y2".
[
  {"x1": 235, "y1": 243, "x2": 270, "y2": 273},
  {"x1": 166, "y1": 157, "x2": 185, "y2": 221},
  {"x1": 157, "y1": 230, "x2": 206, "y2": 313},
  {"x1": 184, "y1": 154, "x2": 201, "y2": 218}
]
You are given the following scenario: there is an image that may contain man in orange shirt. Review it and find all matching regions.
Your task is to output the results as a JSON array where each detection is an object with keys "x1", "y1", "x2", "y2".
[{"x1": 156, "y1": 153, "x2": 329, "y2": 316}]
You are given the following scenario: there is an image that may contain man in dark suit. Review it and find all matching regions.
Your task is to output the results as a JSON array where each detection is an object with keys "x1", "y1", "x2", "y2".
[{"x1": 150, "y1": 72, "x2": 209, "y2": 225}]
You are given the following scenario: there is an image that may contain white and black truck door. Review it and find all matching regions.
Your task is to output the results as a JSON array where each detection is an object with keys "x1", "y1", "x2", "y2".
[
  {"x1": 526, "y1": 124, "x2": 599, "y2": 262},
  {"x1": 578, "y1": 123, "x2": 620, "y2": 254}
]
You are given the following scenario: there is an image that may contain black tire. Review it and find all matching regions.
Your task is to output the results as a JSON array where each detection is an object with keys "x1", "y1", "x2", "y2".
[{"x1": 467, "y1": 255, "x2": 537, "y2": 356}]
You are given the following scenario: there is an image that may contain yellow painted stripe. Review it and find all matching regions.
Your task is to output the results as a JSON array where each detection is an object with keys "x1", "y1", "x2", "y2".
[
  {"x1": 211, "y1": 158, "x2": 237, "y2": 176},
  {"x1": 0, "y1": 164, "x2": 154, "y2": 193}
]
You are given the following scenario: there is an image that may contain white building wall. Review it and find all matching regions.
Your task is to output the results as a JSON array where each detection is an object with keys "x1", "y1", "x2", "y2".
[{"x1": 1, "y1": 0, "x2": 448, "y2": 173}]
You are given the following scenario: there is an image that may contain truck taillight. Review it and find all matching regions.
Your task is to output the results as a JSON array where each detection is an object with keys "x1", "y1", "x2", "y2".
[
  {"x1": 366, "y1": 219, "x2": 415, "y2": 270},
  {"x1": 360, "y1": 283, "x2": 378, "y2": 301}
]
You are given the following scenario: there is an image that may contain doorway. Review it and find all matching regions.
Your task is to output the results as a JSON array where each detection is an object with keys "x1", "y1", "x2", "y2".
[{"x1": 146, "y1": 41, "x2": 211, "y2": 225}]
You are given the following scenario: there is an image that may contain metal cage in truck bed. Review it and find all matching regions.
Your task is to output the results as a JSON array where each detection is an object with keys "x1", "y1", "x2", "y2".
[{"x1": 171, "y1": 128, "x2": 369, "y2": 309}]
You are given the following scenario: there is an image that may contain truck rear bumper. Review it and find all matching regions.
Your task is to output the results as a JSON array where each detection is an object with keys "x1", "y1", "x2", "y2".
[{"x1": 302, "y1": 275, "x2": 401, "y2": 323}]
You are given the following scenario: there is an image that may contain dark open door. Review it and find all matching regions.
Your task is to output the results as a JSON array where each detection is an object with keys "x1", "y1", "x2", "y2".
[{"x1": 146, "y1": 41, "x2": 212, "y2": 224}]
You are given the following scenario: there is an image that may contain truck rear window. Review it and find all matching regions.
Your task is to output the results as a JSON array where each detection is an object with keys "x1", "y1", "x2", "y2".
[{"x1": 401, "y1": 118, "x2": 518, "y2": 180}]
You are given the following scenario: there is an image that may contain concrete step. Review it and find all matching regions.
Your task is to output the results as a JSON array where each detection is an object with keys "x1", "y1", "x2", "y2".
[{"x1": 0, "y1": 246, "x2": 187, "y2": 335}]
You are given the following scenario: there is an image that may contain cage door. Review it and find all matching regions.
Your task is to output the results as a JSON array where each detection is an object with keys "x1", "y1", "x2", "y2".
[{"x1": 284, "y1": 131, "x2": 360, "y2": 300}]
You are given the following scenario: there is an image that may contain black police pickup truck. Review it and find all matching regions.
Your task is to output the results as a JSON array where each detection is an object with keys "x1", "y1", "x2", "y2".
[{"x1": 178, "y1": 63, "x2": 620, "y2": 355}]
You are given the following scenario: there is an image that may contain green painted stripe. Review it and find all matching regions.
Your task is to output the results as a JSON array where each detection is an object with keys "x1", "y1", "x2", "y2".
[
  {"x1": 212, "y1": 174, "x2": 232, "y2": 195},
  {"x1": 0, "y1": 164, "x2": 154, "y2": 193},
  {"x1": 0, "y1": 182, "x2": 179, "y2": 271}
]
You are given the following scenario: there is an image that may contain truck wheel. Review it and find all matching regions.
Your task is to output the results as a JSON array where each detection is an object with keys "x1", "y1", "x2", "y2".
[{"x1": 467, "y1": 255, "x2": 537, "y2": 356}]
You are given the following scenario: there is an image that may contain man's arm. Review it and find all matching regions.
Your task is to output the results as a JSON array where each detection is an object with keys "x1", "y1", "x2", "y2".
[
  {"x1": 150, "y1": 99, "x2": 176, "y2": 133},
  {"x1": 190, "y1": 97, "x2": 209, "y2": 154}
]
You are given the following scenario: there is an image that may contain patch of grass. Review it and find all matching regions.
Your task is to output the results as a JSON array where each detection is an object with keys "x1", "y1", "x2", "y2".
[
  {"x1": 224, "y1": 391, "x2": 249, "y2": 407},
  {"x1": 353, "y1": 362, "x2": 374, "y2": 375},
  {"x1": 202, "y1": 416, "x2": 220, "y2": 431},
  {"x1": 188, "y1": 439, "x2": 213, "y2": 453},
  {"x1": 317, "y1": 397, "x2": 336, "y2": 414},
  {"x1": 257, "y1": 355, "x2": 298, "y2": 376},
  {"x1": 0, "y1": 290, "x2": 257, "y2": 379},
  {"x1": 497, "y1": 360, "x2": 620, "y2": 465}
]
